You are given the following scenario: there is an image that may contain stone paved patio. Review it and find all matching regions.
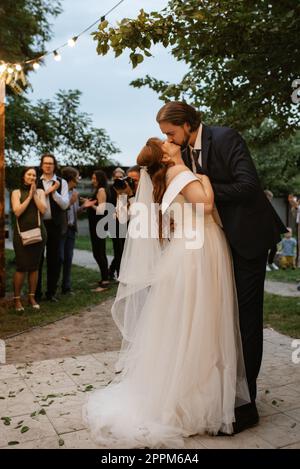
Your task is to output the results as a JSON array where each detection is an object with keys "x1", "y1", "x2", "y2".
[{"x1": 0, "y1": 328, "x2": 299, "y2": 449}]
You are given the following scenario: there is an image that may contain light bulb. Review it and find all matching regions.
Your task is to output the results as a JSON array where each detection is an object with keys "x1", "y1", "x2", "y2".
[
  {"x1": 16, "y1": 64, "x2": 22, "y2": 71},
  {"x1": 33, "y1": 62, "x2": 40, "y2": 70},
  {"x1": 7, "y1": 67, "x2": 14, "y2": 74},
  {"x1": 53, "y1": 50, "x2": 62, "y2": 61},
  {"x1": 68, "y1": 37, "x2": 77, "y2": 47}
]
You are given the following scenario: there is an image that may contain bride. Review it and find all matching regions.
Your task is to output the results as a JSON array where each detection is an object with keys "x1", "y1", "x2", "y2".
[{"x1": 83, "y1": 138, "x2": 250, "y2": 448}]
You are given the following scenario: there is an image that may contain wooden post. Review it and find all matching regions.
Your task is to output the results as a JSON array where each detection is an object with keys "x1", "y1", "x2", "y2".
[
  {"x1": 297, "y1": 218, "x2": 300, "y2": 268},
  {"x1": 0, "y1": 78, "x2": 5, "y2": 297}
]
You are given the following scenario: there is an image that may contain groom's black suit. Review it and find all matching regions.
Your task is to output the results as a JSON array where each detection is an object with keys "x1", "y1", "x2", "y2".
[{"x1": 182, "y1": 125, "x2": 287, "y2": 404}]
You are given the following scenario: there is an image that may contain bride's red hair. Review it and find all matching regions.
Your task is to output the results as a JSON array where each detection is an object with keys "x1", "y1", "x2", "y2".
[{"x1": 137, "y1": 138, "x2": 174, "y2": 204}]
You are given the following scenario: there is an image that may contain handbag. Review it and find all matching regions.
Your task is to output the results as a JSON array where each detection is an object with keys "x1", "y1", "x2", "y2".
[{"x1": 16, "y1": 210, "x2": 43, "y2": 246}]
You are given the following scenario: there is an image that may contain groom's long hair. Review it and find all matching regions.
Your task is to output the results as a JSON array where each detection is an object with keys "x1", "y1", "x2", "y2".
[{"x1": 156, "y1": 101, "x2": 201, "y2": 130}]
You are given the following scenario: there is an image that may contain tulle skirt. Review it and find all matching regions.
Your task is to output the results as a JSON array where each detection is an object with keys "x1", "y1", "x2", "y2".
[{"x1": 83, "y1": 217, "x2": 249, "y2": 448}]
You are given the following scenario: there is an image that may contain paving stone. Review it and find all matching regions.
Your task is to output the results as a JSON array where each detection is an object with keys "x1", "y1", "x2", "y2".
[
  {"x1": 1, "y1": 436, "x2": 63, "y2": 449},
  {"x1": 196, "y1": 431, "x2": 274, "y2": 449},
  {"x1": 62, "y1": 429, "x2": 100, "y2": 449},
  {"x1": 249, "y1": 413, "x2": 300, "y2": 448},
  {"x1": 0, "y1": 413, "x2": 57, "y2": 448}
]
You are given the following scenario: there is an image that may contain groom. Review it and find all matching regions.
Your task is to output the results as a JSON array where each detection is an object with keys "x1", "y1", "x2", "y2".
[{"x1": 157, "y1": 101, "x2": 287, "y2": 433}]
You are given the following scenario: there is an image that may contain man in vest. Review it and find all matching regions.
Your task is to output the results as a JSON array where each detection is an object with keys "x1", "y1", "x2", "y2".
[{"x1": 36, "y1": 153, "x2": 69, "y2": 301}]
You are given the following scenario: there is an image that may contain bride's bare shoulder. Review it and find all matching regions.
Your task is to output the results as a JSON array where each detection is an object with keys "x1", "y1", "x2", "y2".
[{"x1": 165, "y1": 165, "x2": 189, "y2": 187}]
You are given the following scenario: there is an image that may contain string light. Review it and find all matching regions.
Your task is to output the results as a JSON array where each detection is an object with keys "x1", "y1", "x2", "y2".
[
  {"x1": 53, "y1": 50, "x2": 62, "y2": 61},
  {"x1": 68, "y1": 36, "x2": 78, "y2": 47},
  {"x1": 0, "y1": 0, "x2": 126, "y2": 91}
]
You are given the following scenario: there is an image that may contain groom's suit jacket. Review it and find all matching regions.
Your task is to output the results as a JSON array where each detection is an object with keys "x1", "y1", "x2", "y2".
[{"x1": 182, "y1": 125, "x2": 287, "y2": 260}]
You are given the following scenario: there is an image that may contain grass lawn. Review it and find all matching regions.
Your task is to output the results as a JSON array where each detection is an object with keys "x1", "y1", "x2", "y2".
[
  {"x1": 266, "y1": 267, "x2": 300, "y2": 283},
  {"x1": 1, "y1": 250, "x2": 299, "y2": 340},
  {"x1": 75, "y1": 235, "x2": 114, "y2": 256},
  {"x1": 0, "y1": 250, "x2": 117, "y2": 339},
  {"x1": 264, "y1": 292, "x2": 300, "y2": 338}
]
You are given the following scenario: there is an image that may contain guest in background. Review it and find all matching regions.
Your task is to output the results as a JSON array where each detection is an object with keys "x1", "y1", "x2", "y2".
[
  {"x1": 11, "y1": 167, "x2": 47, "y2": 311},
  {"x1": 112, "y1": 167, "x2": 125, "y2": 181},
  {"x1": 59, "y1": 167, "x2": 82, "y2": 295},
  {"x1": 126, "y1": 165, "x2": 141, "y2": 193},
  {"x1": 288, "y1": 194, "x2": 300, "y2": 267},
  {"x1": 280, "y1": 228, "x2": 297, "y2": 269},
  {"x1": 108, "y1": 167, "x2": 132, "y2": 281},
  {"x1": 264, "y1": 190, "x2": 279, "y2": 271},
  {"x1": 81, "y1": 170, "x2": 110, "y2": 291},
  {"x1": 114, "y1": 165, "x2": 141, "y2": 225},
  {"x1": 36, "y1": 154, "x2": 69, "y2": 302}
]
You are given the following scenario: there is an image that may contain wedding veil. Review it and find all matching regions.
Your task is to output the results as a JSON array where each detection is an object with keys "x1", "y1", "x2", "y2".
[{"x1": 111, "y1": 167, "x2": 161, "y2": 369}]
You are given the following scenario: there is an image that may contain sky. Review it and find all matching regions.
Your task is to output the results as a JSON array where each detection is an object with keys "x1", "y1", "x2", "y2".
[{"x1": 27, "y1": 0, "x2": 188, "y2": 166}]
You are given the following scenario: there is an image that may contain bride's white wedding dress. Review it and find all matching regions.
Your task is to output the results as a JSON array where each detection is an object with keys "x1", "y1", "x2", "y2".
[{"x1": 83, "y1": 170, "x2": 249, "y2": 448}]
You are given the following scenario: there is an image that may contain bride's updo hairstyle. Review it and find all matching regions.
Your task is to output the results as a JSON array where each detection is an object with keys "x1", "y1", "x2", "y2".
[{"x1": 137, "y1": 138, "x2": 174, "y2": 204}]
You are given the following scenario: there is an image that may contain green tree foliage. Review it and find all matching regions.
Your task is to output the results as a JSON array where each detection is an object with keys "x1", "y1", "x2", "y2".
[
  {"x1": 93, "y1": 0, "x2": 300, "y2": 138},
  {"x1": 0, "y1": 0, "x2": 62, "y2": 63},
  {"x1": 248, "y1": 126, "x2": 300, "y2": 195}
]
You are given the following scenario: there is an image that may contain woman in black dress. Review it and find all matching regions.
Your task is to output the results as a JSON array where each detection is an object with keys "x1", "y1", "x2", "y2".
[
  {"x1": 11, "y1": 167, "x2": 47, "y2": 311},
  {"x1": 82, "y1": 170, "x2": 109, "y2": 290}
]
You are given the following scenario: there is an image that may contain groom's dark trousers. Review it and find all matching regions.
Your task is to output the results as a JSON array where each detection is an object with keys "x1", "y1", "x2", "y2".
[{"x1": 182, "y1": 125, "x2": 287, "y2": 403}]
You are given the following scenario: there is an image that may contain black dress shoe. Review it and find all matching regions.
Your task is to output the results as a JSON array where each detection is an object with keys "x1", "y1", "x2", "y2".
[{"x1": 233, "y1": 403, "x2": 259, "y2": 434}]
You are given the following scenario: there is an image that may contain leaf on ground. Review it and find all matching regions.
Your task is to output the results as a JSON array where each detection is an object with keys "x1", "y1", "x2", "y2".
[
  {"x1": 8, "y1": 441, "x2": 19, "y2": 446},
  {"x1": 41, "y1": 399, "x2": 54, "y2": 407},
  {"x1": 59, "y1": 438, "x2": 65, "y2": 447},
  {"x1": 20, "y1": 426, "x2": 29, "y2": 434},
  {"x1": 84, "y1": 385, "x2": 93, "y2": 392},
  {"x1": 1, "y1": 417, "x2": 11, "y2": 426}
]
